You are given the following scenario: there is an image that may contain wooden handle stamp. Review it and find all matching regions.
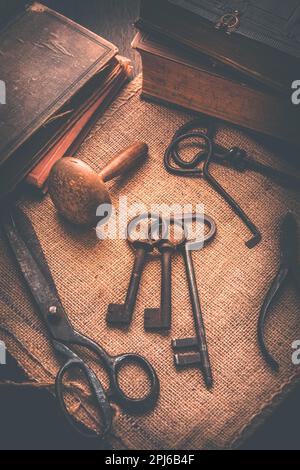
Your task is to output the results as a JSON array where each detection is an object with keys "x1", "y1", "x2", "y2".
[{"x1": 48, "y1": 142, "x2": 148, "y2": 225}]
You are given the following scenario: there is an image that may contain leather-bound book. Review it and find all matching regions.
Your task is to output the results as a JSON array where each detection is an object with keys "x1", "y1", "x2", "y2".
[
  {"x1": 26, "y1": 57, "x2": 132, "y2": 190},
  {"x1": 0, "y1": 2, "x2": 118, "y2": 201},
  {"x1": 132, "y1": 31, "x2": 300, "y2": 147},
  {"x1": 134, "y1": 0, "x2": 300, "y2": 148}
]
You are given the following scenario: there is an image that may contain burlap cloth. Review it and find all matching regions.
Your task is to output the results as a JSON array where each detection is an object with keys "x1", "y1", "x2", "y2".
[{"x1": 1, "y1": 74, "x2": 300, "y2": 449}]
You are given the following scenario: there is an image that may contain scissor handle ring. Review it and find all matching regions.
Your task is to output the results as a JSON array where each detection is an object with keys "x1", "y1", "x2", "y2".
[
  {"x1": 55, "y1": 357, "x2": 113, "y2": 439},
  {"x1": 108, "y1": 353, "x2": 160, "y2": 414}
]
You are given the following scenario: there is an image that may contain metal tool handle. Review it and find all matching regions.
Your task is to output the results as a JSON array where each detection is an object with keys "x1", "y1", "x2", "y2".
[
  {"x1": 68, "y1": 331, "x2": 160, "y2": 414},
  {"x1": 257, "y1": 266, "x2": 289, "y2": 372},
  {"x1": 108, "y1": 353, "x2": 160, "y2": 413},
  {"x1": 54, "y1": 341, "x2": 113, "y2": 439}
]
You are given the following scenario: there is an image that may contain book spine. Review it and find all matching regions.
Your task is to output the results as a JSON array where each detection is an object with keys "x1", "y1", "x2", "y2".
[{"x1": 139, "y1": 50, "x2": 300, "y2": 147}]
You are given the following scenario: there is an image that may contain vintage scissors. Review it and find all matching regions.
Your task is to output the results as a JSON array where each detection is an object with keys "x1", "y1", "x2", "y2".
[
  {"x1": 164, "y1": 116, "x2": 300, "y2": 249},
  {"x1": 257, "y1": 213, "x2": 300, "y2": 372},
  {"x1": 1, "y1": 207, "x2": 160, "y2": 438}
]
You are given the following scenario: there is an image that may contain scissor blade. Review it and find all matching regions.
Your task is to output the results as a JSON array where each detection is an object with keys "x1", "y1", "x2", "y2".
[
  {"x1": 1, "y1": 208, "x2": 75, "y2": 342},
  {"x1": 12, "y1": 207, "x2": 59, "y2": 295}
]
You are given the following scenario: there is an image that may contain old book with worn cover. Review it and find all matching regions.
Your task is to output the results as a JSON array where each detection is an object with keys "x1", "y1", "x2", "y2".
[
  {"x1": 26, "y1": 57, "x2": 132, "y2": 189},
  {"x1": 138, "y1": 0, "x2": 300, "y2": 93},
  {"x1": 0, "y1": 2, "x2": 118, "y2": 200},
  {"x1": 133, "y1": 31, "x2": 300, "y2": 146}
]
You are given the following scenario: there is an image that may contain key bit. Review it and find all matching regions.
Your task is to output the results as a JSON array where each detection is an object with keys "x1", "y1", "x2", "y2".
[
  {"x1": 172, "y1": 338, "x2": 203, "y2": 367},
  {"x1": 172, "y1": 337, "x2": 198, "y2": 349},
  {"x1": 144, "y1": 306, "x2": 170, "y2": 331},
  {"x1": 174, "y1": 352, "x2": 202, "y2": 367},
  {"x1": 107, "y1": 304, "x2": 130, "y2": 325}
]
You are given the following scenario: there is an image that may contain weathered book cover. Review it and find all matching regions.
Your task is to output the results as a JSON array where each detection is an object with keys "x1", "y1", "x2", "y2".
[
  {"x1": 26, "y1": 57, "x2": 132, "y2": 189},
  {"x1": 139, "y1": 0, "x2": 300, "y2": 93},
  {"x1": 168, "y1": 0, "x2": 300, "y2": 59},
  {"x1": 133, "y1": 31, "x2": 300, "y2": 147},
  {"x1": 0, "y1": 2, "x2": 117, "y2": 169}
]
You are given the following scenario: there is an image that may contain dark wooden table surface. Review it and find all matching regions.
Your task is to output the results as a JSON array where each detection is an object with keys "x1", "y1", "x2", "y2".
[{"x1": 1, "y1": 0, "x2": 300, "y2": 450}]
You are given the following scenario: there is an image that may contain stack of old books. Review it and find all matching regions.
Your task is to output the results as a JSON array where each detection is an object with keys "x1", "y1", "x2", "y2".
[
  {"x1": 133, "y1": 0, "x2": 300, "y2": 148},
  {"x1": 0, "y1": 2, "x2": 132, "y2": 201}
]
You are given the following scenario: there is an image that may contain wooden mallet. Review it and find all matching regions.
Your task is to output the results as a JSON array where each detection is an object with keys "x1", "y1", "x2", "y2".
[{"x1": 48, "y1": 142, "x2": 148, "y2": 225}]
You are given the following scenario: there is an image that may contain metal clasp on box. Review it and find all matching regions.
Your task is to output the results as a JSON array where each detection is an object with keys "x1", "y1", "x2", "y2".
[{"x1": 215, "y1": 10, "x2": 240, "y2": 34}]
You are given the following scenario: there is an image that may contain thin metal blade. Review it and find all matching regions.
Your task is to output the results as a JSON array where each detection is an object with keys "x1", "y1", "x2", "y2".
[{"x1": 1, "y1": 207, "x2": 75, "y2": 342}]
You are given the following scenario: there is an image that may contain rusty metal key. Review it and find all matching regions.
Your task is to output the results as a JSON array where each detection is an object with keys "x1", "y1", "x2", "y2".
[
  {"x1": 171, "y1": 214, "x2": 216, "y2": 389},
  {"x1": 144, "y1": 239, "x2": 175, "y2": 332},
  {"x1": 107, "y1": 239, "x2": 154, "y2": 326},
  {"x1": 144, "y1": 221, "x2": 186, "y2": 332},
  {"x1": 172, "y1": 243, "x2": 213, "y2": 388}
]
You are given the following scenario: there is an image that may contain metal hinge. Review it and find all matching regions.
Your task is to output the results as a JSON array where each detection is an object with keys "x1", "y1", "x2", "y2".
[{"x1": 215, "y1": 10, "x2": 241, "y2": 34}]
